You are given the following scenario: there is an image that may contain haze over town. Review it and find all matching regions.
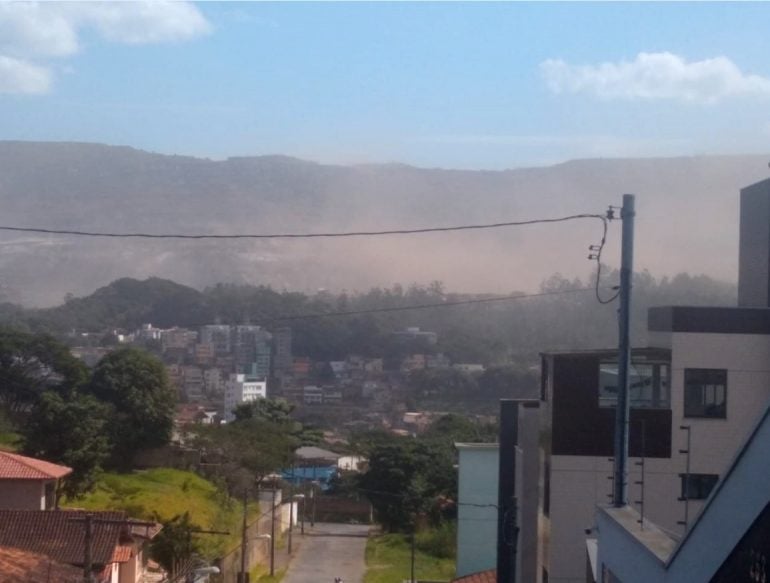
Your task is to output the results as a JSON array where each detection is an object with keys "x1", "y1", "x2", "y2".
[{"x1": 2, "y1": 3, "x2": 770, "y2": 583}]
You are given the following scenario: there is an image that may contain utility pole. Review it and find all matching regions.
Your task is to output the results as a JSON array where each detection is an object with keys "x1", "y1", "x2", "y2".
[
  {"x1": 238, "y1": 489, "x2": 248, "y2": 583},
  {"x1": 288, "y1": 466, "x2": 295, "y2": 555},
  {"x1": 83, "y1": 514, "x2": 93, "y2": 583},
  {"x1": 612, "y1": 194, "x2": 636, "y2": 507},
  {"x1": 410, "y1": 519, "x2": 416, "y2": 583},
  {"x1": 270, "y1": 488, "x2": 276, "y2": 577}
]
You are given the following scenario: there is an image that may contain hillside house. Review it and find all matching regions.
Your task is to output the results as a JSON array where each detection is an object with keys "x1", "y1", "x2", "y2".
[
  {"x1": 0, "y1": 509, "x2": 160, "y2": 583},
  {"x1": 0, "y1": 451, "x2": 72, "y2": 510}
]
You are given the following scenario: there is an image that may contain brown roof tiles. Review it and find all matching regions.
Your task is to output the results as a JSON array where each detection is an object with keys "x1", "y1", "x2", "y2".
[
  {"x1": 0, "y1": 451, "x2": 72, "y2": 480},
  {"x1": 0, "y1": 510, "x2": 127, "y2": 567},
  {"x1": 452, "y1": 569, "x2": 497, "y2": 583}
]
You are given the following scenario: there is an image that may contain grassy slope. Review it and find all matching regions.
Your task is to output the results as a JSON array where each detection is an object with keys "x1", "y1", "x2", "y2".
[
  {"x1": 365, "y1": 534, "x2": 455, "y2": 583},
  {"x1": 63, "y1": 468, "x2": 258, "y2": 558}
]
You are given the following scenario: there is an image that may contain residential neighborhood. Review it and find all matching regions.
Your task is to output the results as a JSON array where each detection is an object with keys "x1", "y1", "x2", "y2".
[{"x1": 1, "y1": 2, "x2": 770, "y2": 582}]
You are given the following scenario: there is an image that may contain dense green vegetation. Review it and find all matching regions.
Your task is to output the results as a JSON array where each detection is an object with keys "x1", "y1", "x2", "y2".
[
  {"x1": 0, "y1": 270, "x2": 735, "y2": 366},
  {"x1": 364, "y1": 533, "x2": 456, "y2": 583},
  {"x1": 356, "y1": 414, "x2": 496, "y2": 532},
  {"x1": 0, "y1": 328, "x2": 176, "y2": 496},
  {"x1": 63, "y1": 468, "x2": 256, "y2": 559}
]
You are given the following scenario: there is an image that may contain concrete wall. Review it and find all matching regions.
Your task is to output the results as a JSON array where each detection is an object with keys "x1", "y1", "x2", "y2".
[
  {"x1": 544, "y1": 330, "x2": 770, "y2": 582},
  {"x1": 0, "y1": 480, "x2": 45, "y2": 510},
  {"x1": 456, "y1": 444, "x2": 498, "y2": 577}
]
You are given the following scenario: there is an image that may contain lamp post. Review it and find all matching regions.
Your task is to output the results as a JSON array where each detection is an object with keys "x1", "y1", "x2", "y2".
[{"x1": 293, "y1": 494, "x2": 306, "y2": 535}]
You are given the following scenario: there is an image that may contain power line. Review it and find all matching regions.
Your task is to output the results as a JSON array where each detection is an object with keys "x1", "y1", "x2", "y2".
[
  {"x1": 264, "y1": 287, "x2": 601, "y2": 323},
  {"x1": 0, "y1": 213, "x2": 605, "y2": 239}
]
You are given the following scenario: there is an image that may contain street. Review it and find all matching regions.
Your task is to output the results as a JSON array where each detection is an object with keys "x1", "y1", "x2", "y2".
[{"x1": 282, "y1": 523, "x2": 371, "y2": 583}]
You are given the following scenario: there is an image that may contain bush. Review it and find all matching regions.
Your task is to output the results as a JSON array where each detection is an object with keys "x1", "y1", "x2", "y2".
[{"x1": 415, "y1": 521, "x2": 457, "y2": 559}]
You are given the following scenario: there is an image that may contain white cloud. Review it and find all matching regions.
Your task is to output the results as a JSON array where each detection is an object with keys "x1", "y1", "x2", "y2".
[
  {"x1": 541, "y1": 52, "x2": 770, "y2": 104},
  {"x1": 0, "y1": 1, "x2": 211, "y2": 94},
  {"x1": 0, "y1": 55, "x2": 50, "y2": 94}
]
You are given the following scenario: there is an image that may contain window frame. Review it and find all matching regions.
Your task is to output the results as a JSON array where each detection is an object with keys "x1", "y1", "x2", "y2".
[
  {"x1": 680, "y1": 473, "x2": 719, "y2": 500},
  {"x1": 684, "y1": 368, "x2": 727, "y2": 419}
]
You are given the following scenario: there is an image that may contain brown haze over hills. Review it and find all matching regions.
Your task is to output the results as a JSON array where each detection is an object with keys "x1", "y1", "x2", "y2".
[{"x1": 0, "y1": 141, "x2": 767, "y2": 306}]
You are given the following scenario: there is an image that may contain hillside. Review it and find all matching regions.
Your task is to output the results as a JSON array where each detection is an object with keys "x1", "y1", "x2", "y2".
[{"x1": 0, "y1": 141, "x2": 766, "y2": 305}]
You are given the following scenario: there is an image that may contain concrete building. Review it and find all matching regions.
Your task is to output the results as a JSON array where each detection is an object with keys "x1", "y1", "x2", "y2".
[
  {"x1": 536, "y1": 177, "x2": 770, "y2": 583},
  {"x1": 200, "y1": 325, "x2": 232, "y2": 355},
  {"x1": 0, "y1": 452, "x2": 72, "y2": 510},
  {"x1": 223, "y1": 373, "x2": 267, "y2": 422},
  {"x1": 595, "y1": 397, "x2": 770, "y2": 582},
  {"x1": 273, "y1": 327, "x2": 293, "y2": 372},
  {"x1": 455, "y1": 443, "x2": 498, "y2": 578}
]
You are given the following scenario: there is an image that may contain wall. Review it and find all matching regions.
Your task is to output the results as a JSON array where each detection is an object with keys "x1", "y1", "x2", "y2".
[
  {"x1": 0, "y1": 480, "x2": 45, "y2": 510},
  {"x1": 456, "y1": 444, "x2": 498, "y2": 577}
]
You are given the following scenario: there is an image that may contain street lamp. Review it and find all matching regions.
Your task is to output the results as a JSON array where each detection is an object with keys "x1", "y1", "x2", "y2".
[{"x1": 293, "y1": 494, "x2": 306, "y2": 535}]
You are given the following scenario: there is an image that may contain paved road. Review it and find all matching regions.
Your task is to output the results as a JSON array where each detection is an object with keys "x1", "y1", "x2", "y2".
[{"x1": 282, "y1": 523, "x2": 370, "y2": 583}]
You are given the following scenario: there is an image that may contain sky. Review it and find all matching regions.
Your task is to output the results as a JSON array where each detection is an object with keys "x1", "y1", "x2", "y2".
[{"x1": 1, "y1": 1, "x2": 769, "y2": 170}]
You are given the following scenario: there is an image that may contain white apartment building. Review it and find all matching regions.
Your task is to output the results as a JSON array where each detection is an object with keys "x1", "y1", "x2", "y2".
[
  {"x1": 223, "y1": 373, "x2": 267, "y2": 422},
  {"x1": 536, "y1": 176, "x2": 770, "y2": 583}
]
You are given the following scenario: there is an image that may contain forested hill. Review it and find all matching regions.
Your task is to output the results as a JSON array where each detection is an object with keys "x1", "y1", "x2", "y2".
[
  {"x1": 0, "y1": 141, "x2": 766, "y2": 306},
  {"x1": 1, "y1": 273, "x2": 736, "y2": 363}
]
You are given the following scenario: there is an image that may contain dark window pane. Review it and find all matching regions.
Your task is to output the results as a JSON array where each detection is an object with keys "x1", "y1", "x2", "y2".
[{"x1": 684, "y1": 369, "x2": 727, "y2": 418}]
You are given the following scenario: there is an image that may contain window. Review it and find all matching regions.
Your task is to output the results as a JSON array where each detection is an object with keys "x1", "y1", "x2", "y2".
[
  {"x1": 684, "y1": 368, "x2": 727, "y2": 418},
  {"x1": 680, "y1": 473, "x2": 719, "y2": 500},
  {"x1": 599, "y1": 361, "x2": 670, "y2": 409}
]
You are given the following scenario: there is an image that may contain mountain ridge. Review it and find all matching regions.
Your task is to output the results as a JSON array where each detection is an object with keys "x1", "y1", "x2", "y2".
[{"x1": 0, "y1": 141, "x2": 766, "y2": 306}]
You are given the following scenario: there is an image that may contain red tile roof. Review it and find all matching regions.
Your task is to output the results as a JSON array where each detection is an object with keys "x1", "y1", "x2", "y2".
[
  {"x1": 110, "y1": 544, "x2": 133, "y2": 563},
  {"x1": 0, "y1": 546, "x2": 83, "y2": 582},
  {"x1": 453, "y1": 569, "x2": 497, "y2": 583},
  {"x1": 0, "y1": 451, "x2": 72, "y2": 480},
  {"x1": 0, "y1": 510, "x2": 127, "y2": 567}
]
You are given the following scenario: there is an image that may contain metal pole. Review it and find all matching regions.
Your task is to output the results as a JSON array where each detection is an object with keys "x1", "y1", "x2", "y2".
[
  {"x1": 239, "y1": 489, "x2": 248, "y2": 583},
  {"x1": 613, "y1": 194, "x2": 636, "y2": 507},
  {"x1": 270, "y1": 488, "x2": 276, "y2": 577},
  {"x1": 678, "y1": 425, "x2": 692, "y2": 533},
  {"x1": 288, "y1": 478, "x2": 294, "y2": 555},
  {"x1": 410, "y1": 522, "x2": 416, "y2": 583},
  {"x1": 301, "y1": 494, "x2": 305, "y2": 535},
  {"x1": 310, "y1": 483, "x2": 316, "y2": 528},
  {"x1": 83, "y1": 514, "x2": 93, "y2": 583}
]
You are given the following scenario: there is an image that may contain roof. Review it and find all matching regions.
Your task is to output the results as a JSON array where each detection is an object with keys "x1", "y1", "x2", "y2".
[
  {"x1": 452, "y1": 569, "x2": 496, "y2": 582},
  {"x1": 0, "y1": 510, "x2": 127, "y2": 567},
  {"x1": 0, "y1": 451, "x2": 72, "y2": 480},
  {"x1": 294, "y1": 446, "x2": 341, "y2": 461},
  {"x1": 0, "y1": 546, "x2": 82, "y2": 583}
]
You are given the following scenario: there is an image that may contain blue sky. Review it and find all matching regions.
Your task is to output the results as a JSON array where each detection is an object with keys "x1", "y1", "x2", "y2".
[{"x1": 1, "y1": 1, "x2": 769, "y2": 169}]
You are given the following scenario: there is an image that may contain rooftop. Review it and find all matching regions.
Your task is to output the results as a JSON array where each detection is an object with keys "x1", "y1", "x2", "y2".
[
  {"x1": 0, "y1": 451, "x2": 72, "y2": 480},
  {"x1": 0, "y1": 546, "x2": 82, "y2": 583},
  {"x1": 452, "y1": 568, "x2": 496, "y2": 583},
  {"x1": 0, "y1": 509, "x2": 128, "y2": 567}
]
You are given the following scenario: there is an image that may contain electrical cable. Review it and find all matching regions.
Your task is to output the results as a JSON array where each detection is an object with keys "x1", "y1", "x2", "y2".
[
  {"x1": 0, "y1": 213, "x2": 606, "y2": 239},
  {"x1": 593, "y1": 216, "x2": 621, "y2": 305}
]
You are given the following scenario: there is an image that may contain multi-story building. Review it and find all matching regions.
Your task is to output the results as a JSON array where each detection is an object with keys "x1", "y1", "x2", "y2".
[
  {"x1": 161, "y1": 327, "x2": 198, "y2": 351},
  {"x1": 203, "y1": 367, "x2": 224, "y2": 396},
  {"x1": 223, "y1": 373, "x2": 267, "y2": 422},
  {"x1": 232, "y1": 325, "x2": 272, "y2": 374},
  {"x1": 273, "y1": 327, "x2": 293, "y2": 372},
  {"x1": 536, "y1": 176, "x2": 770, "y2": 583},
  {"x1": 181, "y1": 365, "x2": 205, "y2": 402},
  {"x1": 200, "y1": 325, "x2": 232, "y2": 355}
]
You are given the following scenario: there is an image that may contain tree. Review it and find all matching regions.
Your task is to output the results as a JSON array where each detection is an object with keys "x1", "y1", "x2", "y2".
[
  {"x1": 150, "y1": 512, "x2": 201, "y2": 577},
  {"x1": 358, "y1": 439, "x2": 455, "y2": 532},
  {"x1": 21, "y1": 391, "x2": 111, "y2": 500},
  {"x1": 193, "y1": 419, "x2": 293, "y2": 495},
  {"x1": 0, "y1": 328, "x2": 89, "y2": 422},
  {"x1": 88, "y1": 347, "x2": 175, "y2": 467}
]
